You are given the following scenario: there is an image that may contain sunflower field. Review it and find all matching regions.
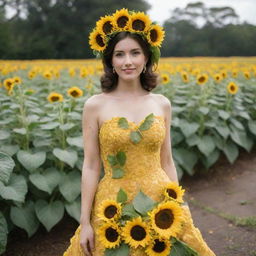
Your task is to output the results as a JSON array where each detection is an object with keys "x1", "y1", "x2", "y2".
[{"x1": 0, "y1": 57, "x2": 256, "y2": 253}]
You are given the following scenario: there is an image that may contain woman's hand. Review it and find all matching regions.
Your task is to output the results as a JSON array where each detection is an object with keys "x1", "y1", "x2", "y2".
[{"x1": 80, "y1": 224, "x2": 95, "y2": 256}]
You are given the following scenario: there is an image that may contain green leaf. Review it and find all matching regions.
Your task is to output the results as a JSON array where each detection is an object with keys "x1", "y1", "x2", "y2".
[
  {"x1": 17, "y1": 150, "x2": 46, "y2": 173},
  {"x1": 66, "y1": 136, "x2": 83, "y2": 148},
  {"x1": 170, "y1": 238, "x2": 199, "y2": 256},
  {"x1": 215, "y1": 125, "x2": 230, "y2": 139},
  {"x1": 0, "y1": 145, "x2": 19, "y2": 156},
  {"x1": 201, "y1": 149, "x2": 220, "y2": 168},
  {"x1": 223, "y1": 140, "x2": 239, "y2": 164},
  {"x1": 0, "y1": 212, "x2": 8, "y2": 255},
  {"x1": 59, "y1": 171, "x2": 81, "y2": 202},
  {"x1": 186, "y1": 134, "x2": 200, "y2": 147},
  {"x1": 197, "y1": 135, "x2": 216, "y2": 157},
  {"x1": 13, "y1": 128, "x2": 27, "y2": 135},
  {"x1": 118, "y1": 118, "x2": 129, "y2": 129},
  {"x1": 29, "y1": 168, "x2": 61, "y2": 194},
  {"x1": 59, "y1": 123, "x2": 75, "y2": 131},
  {"x1": 132, "y1": 190, "x2": 156, "y2": 215},
  {"x1": 10, "y1": 201, "x2": 39, "y2": 237},
  {"x1": 171, "y1": 130, "x2": 184, "y2": 146},
  {"x1": 150, "y1": 46, "x2": 161, "y2": 65},
  {"x1": 230, "y1": 118, "x2": 244, "y2": 130},
  {"x1": 130, "y1": 130, "x2": 142, "y2": 144},
  {"x1": 40, "y1": 122, "x2": 60, "y2": 130},
  {"x1": 35, "y1": 200, "x2": 64, "y2": 232},
  {"x1": 121, "y1": 203, "x2": 140, "y2": 218},
  {"x1": 139, "y1": 113, "x2": 154, "y2": 131},
  {"x1": 107, "y1": 155, "x2": 118, "y2": 166},
  {"x1": 248, "y1": 120, "x2": 256, "y2": 135},
  {"x1": 116, "y1": 151, "x2": 126, "y2": 166},
  {"x1": 230, "y1": 126, "x2": 253, "y2": 152},
  {"x1": 105, "y1": 242, "x2": 130, "y2": 256},
  {"x1": 218, "y1": 110, "x2": 230, "y2": 120},
  {"x1": 53, "y1": 148, "x2": 78, "y2": 168},
  {"x1": 0, "y1": 130, "x2": 10, "y2": 140},
  {"x1": 117, "y1": 188, "x2": 128, "y2": 203},
  {"x1": 179, "y1": 121, "x2": 199, "y2": 138},
  {"x1": 112, "y1": 168, "x2": 124, "y2": 179},
  {"x1": 198, "y1": 107, "x2": 209, "y2": 115},
  {"x1": 0, "y1": 151, "x2": 15, "y2": 184},
  {"x1": 0, "y1": 174, "x2": 27, "y2": 202},
  {"x1": 65, "y1": 197, "x2": 81, "y2": 222}
]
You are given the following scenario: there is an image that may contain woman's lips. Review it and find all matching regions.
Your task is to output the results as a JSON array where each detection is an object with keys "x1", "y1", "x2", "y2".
[{"x1": 122, "y1": 68, "x2": 136, "y2": 73}]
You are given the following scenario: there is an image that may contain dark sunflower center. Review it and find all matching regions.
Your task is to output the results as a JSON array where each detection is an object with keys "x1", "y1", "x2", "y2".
[
  {"x1": 167, "y1": 189, "x2": 177, "y2": 199},
  {"x1": 96, "y1": 34, "x2": 105, "y2": 47},
  {"x1": 199, "y1": 76, "x2": 205, "y2": 83},
  {"x1": 71, "y1": 90, "x2": 79, "y2": 97},
  {"x1": 150, "y1": 29, "x2": 158, "y2": 42},
  {"x1": 130, "y1": 225, "x2": 146, "y2": 241},
  {"x1": 153, "y1": 239, "x2": 166, "y2": 252},
  {"x1": 105, "y1": 227, "x2": 118, "y2": 242},
  {"x1": 230, "y1": 85, "x2": 235, "y2": 91},
  {"x1": 132, "y1": 20, "x2": 145, "y2": 31},
  {"x1": 51, "y1": 96, "x2": 60, "y2": 102},
  {"x1": 117, "y1": 16, "x2": 128, "y2": 28},
  {"x1": 183, "y1": 74, "x2": 188, "y2": 80},
  {"x1": 103, "y1": 21, "x2": 113, "y2": 34},
  {"x1": 155, "y1": 209, "x2": 174, "y2": 229},
  {"x1": 216, "y1": 76, "x2": 220, "y2": 80},
  {"x1": 104, "y1": 205, "x2": 117, "y2": 219}
]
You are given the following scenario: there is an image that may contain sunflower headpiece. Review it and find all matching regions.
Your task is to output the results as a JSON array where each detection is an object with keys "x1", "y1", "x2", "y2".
[{"x1": 89, "y1": 9, "x2": 165, "y2": 65}]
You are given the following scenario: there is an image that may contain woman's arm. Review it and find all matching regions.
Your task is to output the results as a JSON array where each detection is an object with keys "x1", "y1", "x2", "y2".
[
  {"x1": 80, "y1": 96, "x2": 102, "y2": 225},
  {"x1": 160, "y1": 95, "x2": 179, "y2": 183}
]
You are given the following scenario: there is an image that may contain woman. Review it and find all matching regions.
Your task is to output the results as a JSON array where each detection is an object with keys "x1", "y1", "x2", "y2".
[{"x1": 63, "y1": 9, "x2": 215, "y2": 256}]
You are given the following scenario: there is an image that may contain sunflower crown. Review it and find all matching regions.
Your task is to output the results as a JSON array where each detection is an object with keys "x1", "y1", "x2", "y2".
[{"x1": 89, "y1": 9, "x2": 165, "y2": 64}]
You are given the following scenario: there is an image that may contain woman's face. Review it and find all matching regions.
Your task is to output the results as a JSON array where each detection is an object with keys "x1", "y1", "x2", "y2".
[{"x1": 112, "y1": 37, "x2": 147, "y2": 82}]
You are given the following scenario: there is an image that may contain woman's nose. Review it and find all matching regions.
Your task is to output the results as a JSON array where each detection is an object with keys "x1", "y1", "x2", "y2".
[{"x1": 124, "y1": 54, "x2": 132, "y2": 66}]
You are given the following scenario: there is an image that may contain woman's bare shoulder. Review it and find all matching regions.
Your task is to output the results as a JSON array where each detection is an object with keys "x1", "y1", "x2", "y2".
[{"x1": 151, "y1": 93, "x2": 171, "y2": 106}]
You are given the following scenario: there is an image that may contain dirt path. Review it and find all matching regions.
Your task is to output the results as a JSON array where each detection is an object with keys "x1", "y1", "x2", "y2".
[{"x1": 3, "y1": 148, "x2": 256, "y2": 256}]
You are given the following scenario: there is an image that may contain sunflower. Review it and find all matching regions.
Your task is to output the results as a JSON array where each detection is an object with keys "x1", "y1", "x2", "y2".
[
  {"x1": 89, "y1": 29, "x2": 106, "y2": 52},
  {"x1": 243, "y1": 71, "x2": 250, "y2": 79},
  {"x1": 13, "y1": 76, "x2": 22, "y2": 84},
  {"x1": 3, "y1": 78, "x2": 14, "y2": 91},
  {"x1": 148, "y1": 201, "x2": 183, "y2": 238},
  {"x1": 147, "y1": 24, "x2": 165, "y2": 47},
  {"x1": 145, "y1": 236, "x2": 171, "y2": 256},
  {"x1": 67, "y1": 86, "x2": 83, "y2": 98},
  {"x1": 43, "y1": 71, "x2": 53, "y2": 80},
  {"x1": 232, "y1": 70, "x2": 238, "y2": 78},
  {"x1": 163, "y1": 182, "x2": 185, "y2": 203},
  {"x1": 196, "y1": 74, "x2": 208, "y2": 85},
  {"x1": 227, "y1": 82, "x2": 238, "y2": 95},
  {"x1": 129, "y1": 12, "x2": 151, "y2": 32},
  {"x1": 112, "y1": 8, "x2": 130, "y2": 30},
  {"x1": 97, "y1": 200, "x2": 122, "y2": 221},
  {"x1": 96, "y1": 15, "x2": 114, "y2": 35},
  {"x1": 98, "y1": 222, "x2": 121, "y2": 248},
  {"x1": 122, "y1": 216, "x2": 151, "y2": 248},
  {"x1": 181, "y1": 71, "x2": 189, "y2": 83},
  {"x1": 213, "y1": 73, "x2": 222, "y2": 83},
  {"x1": 161, "y1": 74, "x2": 170, "y2": 85},
  {"x1": 47, "y1": 92, "x2": 64, "y2": 103},
  {"x1": 28, "y1": 70, "x2": 36, "y2": 79}
]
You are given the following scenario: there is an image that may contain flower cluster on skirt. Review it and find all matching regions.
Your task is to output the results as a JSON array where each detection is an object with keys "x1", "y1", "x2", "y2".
[
  {"x1": 89, "y1": 8, "x2": 165, "y2": 63},
  {"x1": 96, "y1": 182, "x2": 194, "y2": 256}
]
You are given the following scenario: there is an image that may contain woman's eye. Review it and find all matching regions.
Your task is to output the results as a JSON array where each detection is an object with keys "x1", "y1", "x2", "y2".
[
  {"x1": 115, "y1": 53, "x2": 123, "y2": 57},
  {"x1": 133, "y1": 51, "x2": 140, "y2": 55}
]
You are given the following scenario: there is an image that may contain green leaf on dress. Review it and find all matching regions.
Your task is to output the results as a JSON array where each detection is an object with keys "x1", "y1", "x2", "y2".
[
  {"x1": 130, "y1": 130, "x2": 142, "y2": 144},
  {"x1": 112, "y1": 168, "x2": 124, "y2": 179},
  {"x1": 116, "y1": 151, "x2": 126, "y2": 166},
  {"x1": 121, "y1": 203, "x2": 140, "y2": 218},
  {"x1": 118, "y1": 118, "x2": 129, "y2": 129},
  {"x1": 105, "y1": 242, "x2": 130, "y2": 256},
  {"x1": 170, "y1": 237, "x2": 199, "y2": 256},
  {"x1": 139, "y1": 113, "x2": 154, "y2": 131},
  {"x1": 132, "y1": 190, "x2": 156, "y2": 216},
  {"x1": 117, "y1": 188, "x2": 128, "y2": 203},
  {"x1": 107, "y1": 155, "x2": 118, "y2": 166}
]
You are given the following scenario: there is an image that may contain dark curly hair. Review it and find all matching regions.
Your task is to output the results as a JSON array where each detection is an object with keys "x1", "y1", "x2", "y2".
[{"x1": 100, "y1": 31, "x2": 158, "y2": 92}]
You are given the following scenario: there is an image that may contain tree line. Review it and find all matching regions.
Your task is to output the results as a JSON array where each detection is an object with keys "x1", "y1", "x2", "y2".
[{"x1": 0, "y1": 0, "x2": 255, "y2": 59}]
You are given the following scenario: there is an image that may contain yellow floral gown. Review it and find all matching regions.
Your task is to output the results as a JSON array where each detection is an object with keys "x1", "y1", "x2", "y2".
[{"x1": 63, "y1": 115, "x2": 215, "y2": 256}]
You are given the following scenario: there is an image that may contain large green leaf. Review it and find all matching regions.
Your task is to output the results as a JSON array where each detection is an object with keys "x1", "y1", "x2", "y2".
[
  {"x1": 132, "y1": 191, "x2": 156, "y2": 216},
  {"x1": 0, "y1": 174, "x2": 27, "y2": 202},
  {"x1": 17, "y1": 150, "x2": 46, "y2": 172},
  {"x1": 0, "y1": 212, "x2": 8, "y2": 255},
  {"x1": 40, "y1": 122, "x2": 60, "y2": 130},
  {"x1": 197, "y1": 135, "x2": 216, "y2": 157},
  {"x1": 59, "y1": 171, "x2": 81, "y2": 202},
  {"x1": 0, "y1": 130, "x2": 10, "y2": 140},
  {"x1": 29, "y1": 168, "x2": 61, "y2": 194},
  {"x1": 218, "y1": 110, "x2": 230, "y2": 120},
  {"x1": 170, "y1": 238, "x2": 199, "y2": 256},
  {"x1": 10, "y1": 201, "x2": 39, "y2": 237},
  {"x1": 223, "y1": 140, "x2": 239, "y2": 164},
  {"x1": 0, "y1": 145, "x2": 19, "y2": 156},
  {"x1": 35, "y1": 200, "x2": 64, "y2": 232},
  {"x1": 65, "y1": 197, "x2": 81, "y2": 222},
  {"x1": 105, "y1": 243, "x2": 130, "y2": 256},
  {"x1": 230, "y1": 126, "x2": 253, "y2": 152},
  {"x1": 215, "y1": 125, "x2": 230, "y2": 139},
  {"x1": 248, "y1": 120, "x2": 256, "y2": 135},
  {"x1": 121, "y1": 203, "x2": 140, "y2": 218},
  {"x1": 53, "y1": 148, "x2": 78, "y2": 168},
  {"x1": 173, "y1": 148, "x2": 198, "y2": 176},
  {"x1": 0, "y1": 151, "x2": 15, "y2": 184},
  {"x1": 66, "y1": 136, "x2": 83, "y2": 148},
  {"x1": 201, "y1": 149, "x2": 220, "y2": 169},
  {"x1": 117, "y1": 188, "x2": 127, "y2": 204},
  {"x1": 179, "y1": 121, "x2": 199, "y2": 138}
]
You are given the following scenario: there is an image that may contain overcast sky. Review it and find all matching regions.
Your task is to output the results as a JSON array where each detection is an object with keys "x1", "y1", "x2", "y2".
[{"x1": 147, "y1": 0, "x2": 256, "y2": 25}]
